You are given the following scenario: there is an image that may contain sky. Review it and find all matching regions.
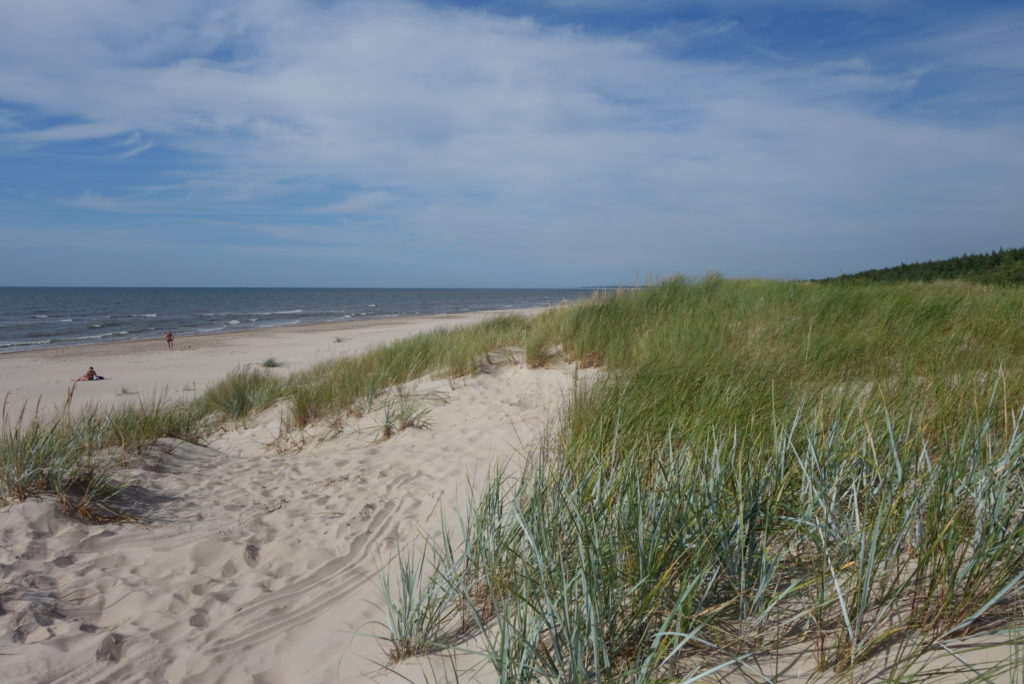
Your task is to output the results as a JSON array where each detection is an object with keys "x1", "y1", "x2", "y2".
[{"x1": 1, "y1": 0, "x2": 1022, "y2": 287}]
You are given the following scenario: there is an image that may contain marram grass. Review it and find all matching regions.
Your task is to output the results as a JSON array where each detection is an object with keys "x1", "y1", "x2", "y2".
[
  {"x1": 1, "y1": 391, "x2": 208, "y2": 519},
  {"x1": 379, "y1": 277, "x2": 1024, "y2": 681}
]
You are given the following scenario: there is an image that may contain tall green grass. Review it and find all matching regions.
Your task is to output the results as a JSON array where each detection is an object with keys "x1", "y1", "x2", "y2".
[
  {"x1": 286, "y1": 315, "x2": 529, "y2": 427},
  {"x1": 200, "y1": 367, "x2": 285, "y2": 424},
  {"x1": 381, "y1": 277, "x2": 1024, "y2": 680},
  {"x1": 1, "y1": 392, "x2": 208, "y2": 518}
]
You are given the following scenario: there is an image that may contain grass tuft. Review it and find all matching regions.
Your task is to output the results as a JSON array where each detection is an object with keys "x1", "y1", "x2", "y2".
[
  {"x1": 1, "y1": 393, "x2": 208, "y2": 519},
  {"x1": 201, "y1": 367, "x2": 284, "y2": 424}
]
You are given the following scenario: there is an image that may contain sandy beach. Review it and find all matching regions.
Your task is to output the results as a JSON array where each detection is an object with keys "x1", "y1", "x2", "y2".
[
  {"x1": 0, "y1": 309, "x2": 579, "y2": 683},
  {"x1": 0, "y1": 309, "x2": 545, "y2": 419}
]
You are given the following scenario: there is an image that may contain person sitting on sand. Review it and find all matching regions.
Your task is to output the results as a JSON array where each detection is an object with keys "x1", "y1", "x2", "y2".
[
  {"x1": 73, "y1": 366, "x2": 104, "y2": 381},
  {"x1": 165, "y1": 331, "x2": 174, "y2": 350}
]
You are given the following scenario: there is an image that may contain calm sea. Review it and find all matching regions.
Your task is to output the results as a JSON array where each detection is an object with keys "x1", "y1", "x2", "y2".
[{"x1": 0, "y1": 287, "x2": 595, "y2": 353}]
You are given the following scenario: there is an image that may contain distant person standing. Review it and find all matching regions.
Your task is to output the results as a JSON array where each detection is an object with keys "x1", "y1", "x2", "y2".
[{"x1": 165, "y1": 331, "x2": 175, "y2": 350}]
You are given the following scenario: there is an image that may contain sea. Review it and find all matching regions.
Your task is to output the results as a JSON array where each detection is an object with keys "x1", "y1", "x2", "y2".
[{"x1": 0, "y1": 287, "x2": 597, "y2": 354}]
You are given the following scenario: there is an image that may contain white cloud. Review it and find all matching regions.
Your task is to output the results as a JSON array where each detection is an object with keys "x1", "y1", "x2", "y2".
[
  {"x1": 118, "y1": 131, "x2": 157, "y2": 157},
  {"x1": 1, "y1": 0, "x2": 1023, "y2": 280},
  {"x1": 61, "y1": 191, "x2": 135, "y2": 212},
  {"x1": 313, "y1": 191, "x2": 402, "y2": 215}
]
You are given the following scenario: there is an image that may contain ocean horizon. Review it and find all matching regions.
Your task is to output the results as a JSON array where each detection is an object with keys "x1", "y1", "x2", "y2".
[{"x1": 0, "y1": 286, "x2": 596, "y2": 353}]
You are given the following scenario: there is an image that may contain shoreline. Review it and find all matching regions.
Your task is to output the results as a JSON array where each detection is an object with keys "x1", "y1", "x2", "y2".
[
  {"x1": 0, "y1": 286, "x2": 593, "y2": 357},
  {"x1": 0, "y1": 306, "x2": 545, "y2": 419},
  {"x1": 0, "y1": 308, "x2": 544, "y2": 360}
]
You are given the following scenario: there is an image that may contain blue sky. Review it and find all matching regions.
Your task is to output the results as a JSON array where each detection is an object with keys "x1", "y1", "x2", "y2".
[{"x1": 1, "y1": 0, "x2": 1022, "y2": 287}]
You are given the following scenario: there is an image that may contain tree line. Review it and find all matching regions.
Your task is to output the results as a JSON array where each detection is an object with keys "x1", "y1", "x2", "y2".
[{"x1": 820, "y1": 247, "x2": 1024, "y2": 285}]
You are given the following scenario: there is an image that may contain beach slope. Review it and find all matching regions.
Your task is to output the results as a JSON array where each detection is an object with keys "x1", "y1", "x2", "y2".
[{"x1": 0, "y1": 310, "x2": 568, "y2": 683}]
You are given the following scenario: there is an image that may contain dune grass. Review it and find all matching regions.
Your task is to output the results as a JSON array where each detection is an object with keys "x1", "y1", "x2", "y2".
[
  {"x1": 1, "y1": 391, "x2": 208, "y2": 518},
  {"x1": 380, "y1": 277, "x2": 1024, "y2": 680},
  {"x1": 286, "y1": 314, "x2": 529, "y2": 428},
  {"x1": 200, "y1": 367, "x2": 285, "y2": 425}
]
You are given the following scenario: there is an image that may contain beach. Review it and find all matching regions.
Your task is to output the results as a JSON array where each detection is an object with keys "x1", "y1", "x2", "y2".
[
  {"x1": 0, "y1": 308, "x2": 578, "y2": 682},
  {"x1": 0, "y1": 309, "x2": 544, "y2": 419}
]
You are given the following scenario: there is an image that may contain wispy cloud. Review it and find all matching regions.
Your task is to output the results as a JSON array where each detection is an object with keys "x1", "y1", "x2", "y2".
[
  {"x1": 119, "y1": 131, "x2": 156, "y2": 157},
  {"x1": 60, "y1": 191, "x2": 135, "y2": 212},
  {"x1": 1, "y1": 0, "x2": 1022, "y2": 285},
  {"x1": 312, "y1": 190, "x2": 404, "y2": 216}
]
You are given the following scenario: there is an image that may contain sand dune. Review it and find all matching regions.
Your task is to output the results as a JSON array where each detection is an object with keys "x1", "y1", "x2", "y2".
[{"x1": 0, "y1": 311, "x2": 578, "y2": 683}]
